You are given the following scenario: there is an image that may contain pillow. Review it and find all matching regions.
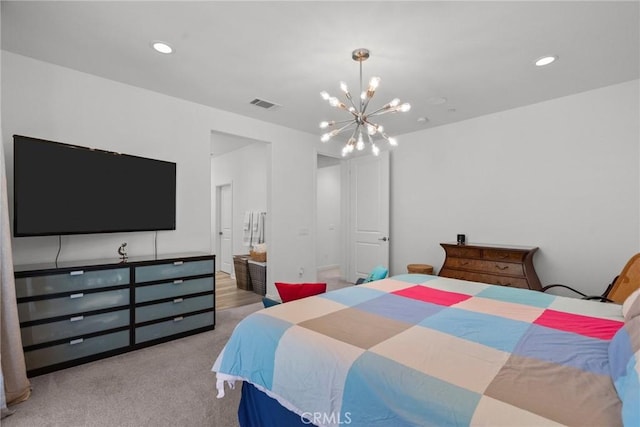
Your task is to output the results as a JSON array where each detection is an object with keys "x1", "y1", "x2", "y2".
[
  {"x1": 622, "y1": 288, "x2": 640, "y2": 321},
  {"x1": 364, "y1": 265, "x2": 388, "y2": 283},
  {"x1": 608, "y1": 305, "x2": 640, "y2": 427},
  {"x1": 275, "y1": 282, "x2": 327, "y2": 303}
]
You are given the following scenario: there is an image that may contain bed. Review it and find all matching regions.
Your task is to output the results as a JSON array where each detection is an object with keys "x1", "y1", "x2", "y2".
[{"x1": 212, "y1": 274, "x2": 640, "y2": 426}]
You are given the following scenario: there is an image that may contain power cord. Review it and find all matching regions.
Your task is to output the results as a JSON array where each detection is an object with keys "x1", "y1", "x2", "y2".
[{"x1": 55, "y1": 235, "x2": 62, "y2": 266}]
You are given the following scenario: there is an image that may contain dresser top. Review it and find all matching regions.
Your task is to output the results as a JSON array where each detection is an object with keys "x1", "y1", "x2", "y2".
[
  {"x1": 14, "y1": 252, "x2": 214, "y2": 273},
  {"x1": 441, "y1": 242, "x2": 539, "y2": 252}
]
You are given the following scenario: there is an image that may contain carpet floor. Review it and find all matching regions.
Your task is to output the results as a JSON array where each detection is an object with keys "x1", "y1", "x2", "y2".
[{"x1": 3, "y1": 302, "x2": 263, "y2": 427}]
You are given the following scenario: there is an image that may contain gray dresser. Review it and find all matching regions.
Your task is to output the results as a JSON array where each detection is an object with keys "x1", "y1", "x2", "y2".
[{"x1": 15, "y1": 253, "x2": 215, "y2": 377}]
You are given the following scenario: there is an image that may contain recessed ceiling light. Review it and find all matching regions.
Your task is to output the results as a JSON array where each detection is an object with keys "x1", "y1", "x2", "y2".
[
  {"x1": 151, "y1": 41, "x2": 173, "y2": 54},
  {"x1": 535, "y1": 55, "x2": 558, "y2": 67}
]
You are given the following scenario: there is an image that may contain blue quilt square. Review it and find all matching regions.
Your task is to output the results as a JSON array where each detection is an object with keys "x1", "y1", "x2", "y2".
[
  {"x1": 476, "y1": 286, "x2": 555, "y2": 308},
  {"x1": 355, "y1": 293, "x2": 445, "y2": 325},
  {"x1": 319, "y1": 286, "x2": 386, "y2": 306},
  {"x1": 420, "y1": 307, "x2": 530, "y2": 352},
  {"x1": 514, "y1": 324, "x2": 610, "y2": 375},
  {"x1": 342, "y1": 352, "x2": 481, "y2": 426},
  {"x1": 390, "y1": 273, "x2": 437, "y2": 284},
  {"x1": 218, "y1": 313, "x2": 292, "y2": 389}
]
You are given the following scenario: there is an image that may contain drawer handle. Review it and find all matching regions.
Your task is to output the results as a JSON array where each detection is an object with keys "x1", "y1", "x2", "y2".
[
  {"x1": 495, "y1": 265, "x2": 509, "y2": 270},
  {"x1": 70, "y1": 293, "x2": 84, "y2": 299},
  {"x1": 70, "y1": 316, "x2": 84, "y2": 322},
  {"x1": 173, "y1": 261, "x2": 184, "y2": 266},
  {"x1": 174, "y1": 316, "x2": 184, "y2": 322},
  {"x1": 70, "y1": 270, "x2": 84, "y2": 276},
  {"x1": 70, "y1": 338, "x2": 84, "y2": 345},
  {"x1": 460, "y1": 261, "x2": 469, "y2": 266},
  {"x1": 173, "y1": 298, "x2": 183, "y2": 304},
  {"x1": 498, "y1": 254, "x2": 509, "y2": 259},
  {"x1": 173, "y1": 279, "x2": 184, "y2": 285}
]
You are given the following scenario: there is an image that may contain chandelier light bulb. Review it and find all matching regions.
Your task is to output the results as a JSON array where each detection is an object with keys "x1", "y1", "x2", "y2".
[
  {"x1": 398, "y1": 103, "x2": 411, "y2": 112},
  {"x1": 340, "y1": 81, "x2": 349, "y2": 93},
  {"x1": 388, "y1": 137, "x2": 398, "y2": 146},
  {"x1": 369, "y1": 77, "x2": 381, "y2": 90},
  {"x1": 367, "y1": 124, "x2": 376, "y2": 135},
  {"x1": 371, "y1": 144, "x2": 380, "y2": 156},
  {"x1": 321, "y1": 133, "x2": 331, "y2": 143},
  {"x1": 319, "y1": 121, "x2": 330, "y2": 129},
  {"x1": 389, "y1": 98, "x2": 400, "y2": 107},
  {"x1": 320, "y1": 91, "x2": 330, "y2": 100},
  {"x1": 357, "y1": 132, "x2": 365, "y2": 150}
]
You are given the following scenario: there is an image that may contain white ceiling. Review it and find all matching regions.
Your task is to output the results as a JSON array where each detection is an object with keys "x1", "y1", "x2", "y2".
[{"x1": 2, "y1": 1, "x2": 639, "y2": 145}]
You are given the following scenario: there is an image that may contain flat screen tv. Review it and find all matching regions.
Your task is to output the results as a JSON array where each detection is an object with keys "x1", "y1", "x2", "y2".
[{"x1": 13, "y1": 135, "x2": 176, "y2": 237}]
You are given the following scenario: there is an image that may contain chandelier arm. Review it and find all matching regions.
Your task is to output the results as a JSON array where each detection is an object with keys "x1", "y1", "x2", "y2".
[
  {"x1": 334, "y1": 121, "x2": 357, "y2": 135},
  {"x1": 367, "y1": 108, "x2": 400, "y2": 117},
  {"x1": 325, "y1": 118, "x2": 357, "y2": 127},
  {"x1": 352, "y1": 123, "x2": 362, "y2": 143},
  {"x1": 345, "y1": 94, "x2": 359, "y2": 112},
  {"x1": 347, "y1": 127, "x2": 358, "y2": 144}
]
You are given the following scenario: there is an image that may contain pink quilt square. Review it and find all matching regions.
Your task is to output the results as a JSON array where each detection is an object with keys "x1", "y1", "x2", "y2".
[
  {"x1": 393, "y1": 285, "x2": 471, "y2": 306},
  {"x1": 533, "y1": 309, "x2": 623, "y2": 340}
]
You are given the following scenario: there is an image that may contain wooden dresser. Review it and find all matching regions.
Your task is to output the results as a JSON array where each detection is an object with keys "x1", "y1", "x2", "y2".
[{"x1": 438, "y1": 243, "x2": 542, "y2": 290}]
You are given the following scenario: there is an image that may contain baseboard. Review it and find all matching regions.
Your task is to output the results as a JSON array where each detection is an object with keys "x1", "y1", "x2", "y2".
[{"x1": 317, "y1": 264, "x2": 340, "y2": 272}]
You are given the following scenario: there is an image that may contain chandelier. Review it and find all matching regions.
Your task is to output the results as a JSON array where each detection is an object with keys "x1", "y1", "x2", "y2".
[{"x1": 320, "y1": 48, "x2": 411, "y2": 157}]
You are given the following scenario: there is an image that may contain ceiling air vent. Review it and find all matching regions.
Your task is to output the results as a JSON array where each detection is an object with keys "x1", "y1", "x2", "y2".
[{"x1": 249, "y1": 98, "x2": 281, "y2": 110}]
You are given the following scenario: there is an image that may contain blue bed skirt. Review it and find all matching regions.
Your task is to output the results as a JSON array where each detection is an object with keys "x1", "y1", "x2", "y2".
[{"x1": 239, "y1": 382, "x2": 316, "y2": 427}]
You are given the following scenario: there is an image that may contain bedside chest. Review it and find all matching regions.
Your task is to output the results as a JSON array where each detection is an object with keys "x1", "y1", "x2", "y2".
[{"x1": 438, "y1": 243, "x2": 542, "y2": 290}]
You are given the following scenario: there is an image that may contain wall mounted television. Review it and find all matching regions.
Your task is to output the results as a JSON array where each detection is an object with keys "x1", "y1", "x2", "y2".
[{"x1": 13, "y1": 135, "x2": 176, "y2": 237}]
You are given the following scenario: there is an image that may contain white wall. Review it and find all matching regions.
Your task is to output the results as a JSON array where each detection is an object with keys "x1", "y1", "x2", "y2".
[
  {"x1": 1, "y1": 51, "x2": 321, "y2": 298},
  {"x1": 3, "y1": 51, "x2": 638, "y2": 299},
  {"x1": 316, "y1": 164, "x2": 341, "y2": 270},
  {"x1": 211, "y1": 138, "x2": 268, "y2": 257},
  {"x1": 391, "y1": 79, "x2": 639, "y2": 295}
]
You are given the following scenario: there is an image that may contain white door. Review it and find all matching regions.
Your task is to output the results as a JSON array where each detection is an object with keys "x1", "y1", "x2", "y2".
[
  {"x1": 349, "y1": 151, "x2": 390, "y2": 282},
  {"x1": 219, "y1": 184, "x2": 233, "y2": 274}
]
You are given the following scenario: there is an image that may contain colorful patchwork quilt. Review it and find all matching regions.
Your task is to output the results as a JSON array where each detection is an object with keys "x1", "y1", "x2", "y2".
[{"x1": 213, "y1": 274, "x2": 628, "y2": 426}]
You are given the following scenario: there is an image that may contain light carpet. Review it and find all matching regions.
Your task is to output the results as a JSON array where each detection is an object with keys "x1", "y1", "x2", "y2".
[{"x1": 3, "y1": 302, "x2": 263, "y2": 427}]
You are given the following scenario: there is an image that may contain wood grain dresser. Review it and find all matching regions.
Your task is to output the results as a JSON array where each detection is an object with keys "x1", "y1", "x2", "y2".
[{"x1": 438, "y1": 243, "x2": 542, "y2": 290}]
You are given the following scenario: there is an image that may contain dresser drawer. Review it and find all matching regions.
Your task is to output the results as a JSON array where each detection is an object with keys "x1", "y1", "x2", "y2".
[
  {"x1": 24, "y1": 330, "x2": 129, "y2": 371},
  {"x1": 18, "y1": 289, "x2": 130, "y2": 322},
  {"x1": 443, "y1": 246, "x2": 482, "y2": 259},
  {"x1": 21, "y1": 309, "x2": 129, "y2": 347},
  {"x1": 440, "y1": 269, "x2": 529, "y2": 289},
  {"x1": 135, "y1": 259, "x2": 213, "y2": 283},
  {"x1": 136, "y1": 295, "x2": 213, "y2": 323},
  {"x1": 135, "y1": 277, "x2": 213, "y2": 303},
  {"x1": 445, "y1": 258, "x2": 524, "y2": 277},
  {"x1": 135, "y1": 311, "x2": 214, "y2": 344},
  {"x1": 15, "y1": 268, "x2": 129, "y2": 298},
  {"x1": 482, "y1": 249, "x2": 525, "y2": 262}
]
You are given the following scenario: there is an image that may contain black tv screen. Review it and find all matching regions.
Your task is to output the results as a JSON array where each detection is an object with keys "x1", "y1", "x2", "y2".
[{"x1": 13, "y1": 135, "x2": 176, "y2": 237}]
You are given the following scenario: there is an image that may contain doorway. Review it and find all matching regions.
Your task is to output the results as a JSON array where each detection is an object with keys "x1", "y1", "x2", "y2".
[
  {"x1": 216, "y1": 183, "x2": 233, "y2": 274},
  {"x1": 316, "y1": 154, "x2": 343, "y2": 283}
]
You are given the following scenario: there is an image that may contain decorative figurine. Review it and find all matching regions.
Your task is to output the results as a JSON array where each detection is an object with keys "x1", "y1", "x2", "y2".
[{"x1": 118, "y1": 242, "x2": 128, "y2": 260}]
